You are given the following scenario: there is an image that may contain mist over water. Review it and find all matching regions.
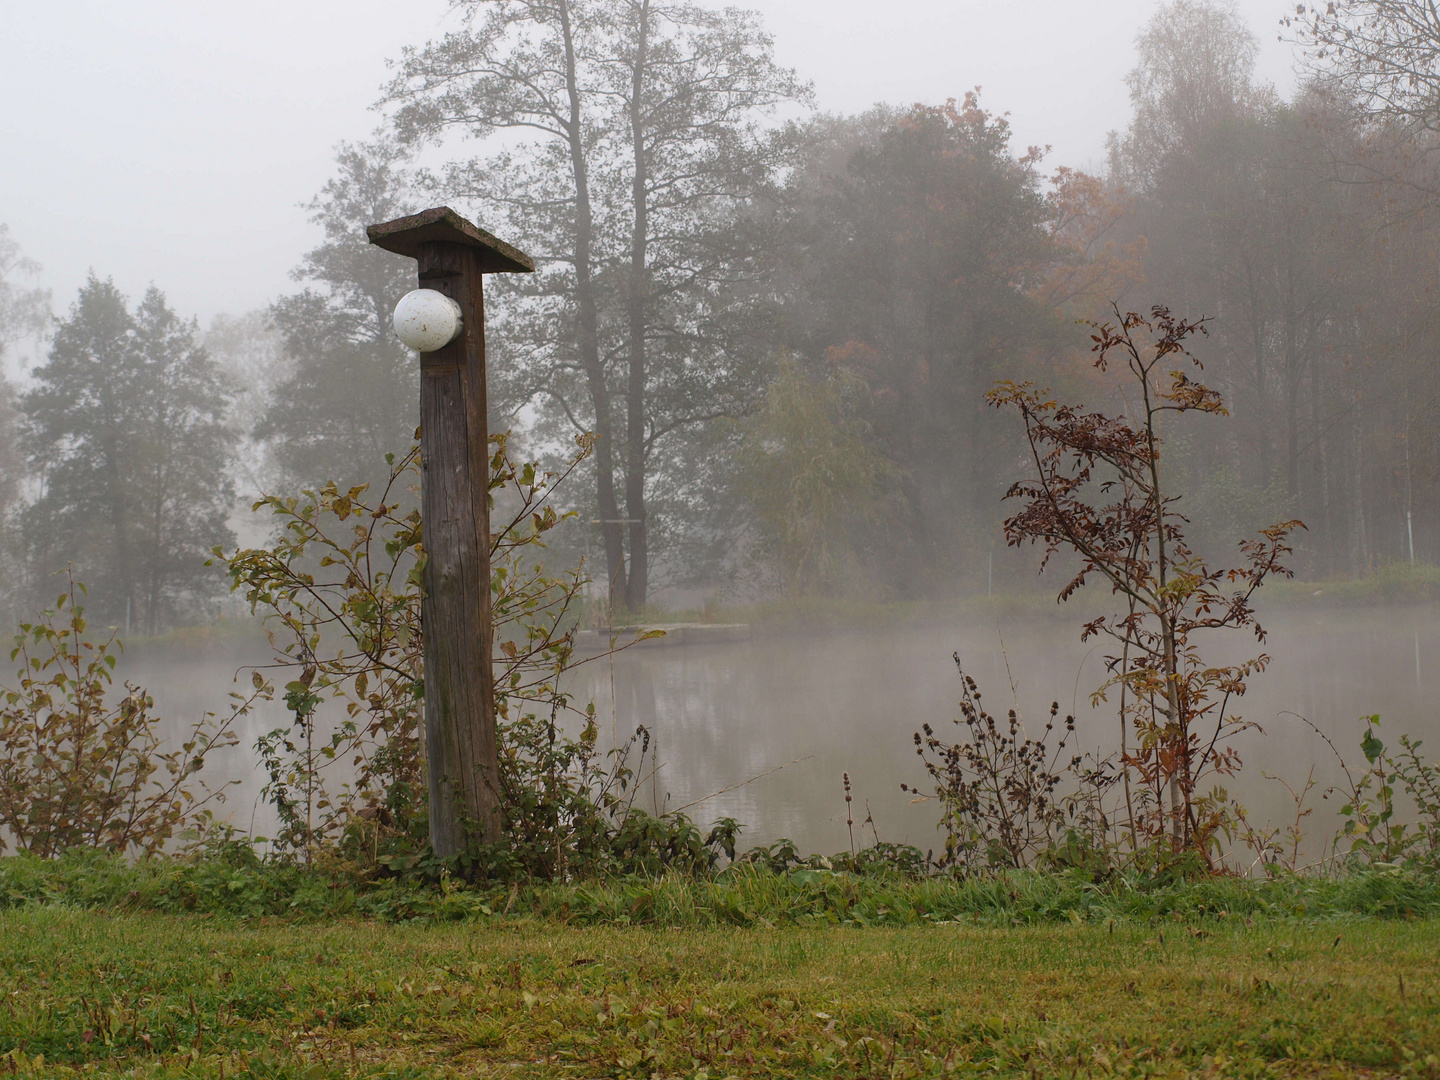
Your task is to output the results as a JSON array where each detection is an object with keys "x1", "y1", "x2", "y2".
[
  {"x1": 131, "y1": 604, "x2": 1440, "y2": 861},
  {"x1": 569, "y1": 607, "x2": 1440, "y2": 860},
  {"x1": 121, "y1": 643, "x2": 297, "y2": 842},
  {"x1": 7, "y1": 0, "x2": 1440, "y2": 881}
]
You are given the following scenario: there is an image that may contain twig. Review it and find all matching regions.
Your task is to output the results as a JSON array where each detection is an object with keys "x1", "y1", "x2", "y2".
[{"x1": 666, "y1": 756, "x2": 815, "y2": 817}]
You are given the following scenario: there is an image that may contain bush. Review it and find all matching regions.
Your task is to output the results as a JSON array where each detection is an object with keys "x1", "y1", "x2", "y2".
[
  {"x1": 0, "y1": 576, "x2": 266, "y2": 857},
  {"x1": 3, "y1": 845, "x2": 1439, "y2": 926},
  {"x1": 988, "y1": 306, "x2": 1301, "y2": 855},
  {"x1": 220, "y1": 434, "x2": 740, "y2": 881},
  {"x1": 1335, "y1": 715, "x2": 1440, "y2": 870}
]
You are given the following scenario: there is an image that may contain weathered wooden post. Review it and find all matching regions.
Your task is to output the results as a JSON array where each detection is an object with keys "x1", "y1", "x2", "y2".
[{"x1": 366, "y1": 207, "x2": 534, "y2": 856}]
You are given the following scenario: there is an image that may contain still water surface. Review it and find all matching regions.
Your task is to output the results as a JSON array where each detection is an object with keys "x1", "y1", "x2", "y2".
[{"x1": 128, "y1": 605, "x2": 1439, "y2": 861}]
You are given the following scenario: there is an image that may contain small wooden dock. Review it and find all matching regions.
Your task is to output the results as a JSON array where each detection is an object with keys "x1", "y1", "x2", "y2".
[{"x1": 572, "y1": 623, "x2": 752, "y2": 656}]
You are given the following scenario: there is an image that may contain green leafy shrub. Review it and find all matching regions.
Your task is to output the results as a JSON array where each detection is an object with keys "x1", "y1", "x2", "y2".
[
  {"x1": 218, "y1": 446, "x2": 428, "y2": 864},
  {"x1": 220, "y1": 434, "x2": 740, "y2": 881},
  {"x1": 0, "y1": 576, "x2": 267, "y2": 857},
  {"x1": 736, "y1": 356, "x2": 897, "y2": 596},
  {"x1": 1336, "y1": 715, "x2": 1440, "y2": 870},
  {"x1": 4, "y1": 845, "x2": 1440, "y2": 926}
]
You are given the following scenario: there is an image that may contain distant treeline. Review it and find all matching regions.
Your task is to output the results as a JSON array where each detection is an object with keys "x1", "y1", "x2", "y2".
[{"x1": 1, "y1": 0, "x2": 1438, "y2": 626}]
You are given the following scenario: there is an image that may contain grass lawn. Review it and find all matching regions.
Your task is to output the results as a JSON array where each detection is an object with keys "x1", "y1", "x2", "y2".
[{"x1": 0, "y1": 909, "x2": 1436, "y2": 1078}]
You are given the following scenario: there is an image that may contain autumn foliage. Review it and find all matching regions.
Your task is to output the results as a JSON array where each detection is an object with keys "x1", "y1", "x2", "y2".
[{"x1": 988, "y1": 307, "x2": 1303, "y2": 855}]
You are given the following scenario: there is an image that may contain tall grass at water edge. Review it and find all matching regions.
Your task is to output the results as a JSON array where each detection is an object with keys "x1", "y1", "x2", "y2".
[{"x1": 3, "y1": 848, "x2": 1438, "y2": 927}]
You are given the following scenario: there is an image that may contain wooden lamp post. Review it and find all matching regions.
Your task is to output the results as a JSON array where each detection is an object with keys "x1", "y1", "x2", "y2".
[{"x1": 366, "y1": 207, "x2": 534, "y2": 856}]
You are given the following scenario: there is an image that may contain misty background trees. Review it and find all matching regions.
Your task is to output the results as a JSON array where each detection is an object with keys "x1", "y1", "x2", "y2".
[
  {"x1": 384, "y1": 0, "x2": 809, "y2": 610},
  {"x1": 259, "y1": 138, "x2": 420, "y2": 497},
  {"x1": 3, "y1": 0, "x2": 1440, "y2": 627},
  {"x1": 21, "y1": 278, "x2": 235, "y2": 632}
]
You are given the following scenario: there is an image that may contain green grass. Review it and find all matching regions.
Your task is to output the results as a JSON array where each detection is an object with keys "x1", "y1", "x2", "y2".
[
  {"x1": 1257, "y1": 560, "x2": 1440, "y2": 608},
  {"x1": 3, "y1": 852, "x2": 1440, "y2": 1077},
  {"x1": 2, "y1": 906, "x2": 1437, "y2": 1078},
  {"x1": 7, "y1": 849, "x2": 1440, "y2": 926},
  {"x1": 618, "y1": 561, "x2": 1440, "y2": 631}
]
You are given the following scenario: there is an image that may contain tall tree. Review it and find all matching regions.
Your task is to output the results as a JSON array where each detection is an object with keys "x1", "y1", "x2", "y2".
[
  {"x1": 0, "y1": 225, "x2": 49, "y2": 362},
  {"x1": 23, "y1": 277, "x2": 235, "y2": 631},
  {"x1": 0, "y1": 227, "x2": 47, "y2": 533},
  {"x1": 258, "y1": 139, "x2": 419, "y2": 494},
  {"x1": 1109, "y1": 1, "x2": 1270, "y2": 190},
  {"x1": 760, "y1": 97, "x2": 1067, "y2": 591},
  {"x1": 386, "y1": 0, "x2": 807, "y2": 610},
  {"x1": 606, "y1": 0, "x2": 808, "y2": 609},
  {"x1": 205, "y1": 310, "x2": 288, "y2": 505},
  {"x1": 1113, "y1": 1, "x2": 1440, "y2": 576},
  {"x1": 737, "y1": 356, "x2": 894, "y2": 595},
  {"x1": 1290, "y1": 0, "x2": 1440, "y2": 136},
  {"x1": 387, "y1": 0, "x2": 630, "y2": 605}
]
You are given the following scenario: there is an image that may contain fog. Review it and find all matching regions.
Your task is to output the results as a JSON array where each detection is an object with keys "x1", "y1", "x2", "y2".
[
  {"x1": 123, "y1": 602, "x2": 1438, "y2": 861},
  {"x1": 0, "y1": 0, "x2": 1295, "y2": 327},
  {"x1": 5, "y1": 0, "x2": 1440, "y2": 863}
]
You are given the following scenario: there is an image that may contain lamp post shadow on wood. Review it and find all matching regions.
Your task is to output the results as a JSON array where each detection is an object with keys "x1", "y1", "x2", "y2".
[{"x1": 367, "y1": 207, "x2": 534, "y2": 856}]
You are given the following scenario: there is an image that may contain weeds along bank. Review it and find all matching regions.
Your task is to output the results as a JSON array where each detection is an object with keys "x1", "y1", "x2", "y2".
[
  {"x1": 3, "y1": 846, "x2": 1440, "y2": 927},
  {"x1": 0, "y1": 310, "x2": 1439, "y2": 890}
]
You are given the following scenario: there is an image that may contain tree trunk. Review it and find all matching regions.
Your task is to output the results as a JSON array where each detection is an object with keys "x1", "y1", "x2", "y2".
[
  {"x1": 1161, "y1": 613, "x2": 1185, "y2": 846},
  {"x1": 1143, "y1": 385, "x2": 1186, "y2": 847},
  {"x1": 1284, "y1": 276, "x2": 1300, "y2": 501},
  {"x1": 148, "y1": 429, "x2": 169, "y2": 635},
  {"x1": 559, "y1": 0, "x2": 627, "y2": 606},
  {"x1": 1352, "y1": 407, "x2": 1369, "y2": 574},
  {"x1": 623, "y1": 0, "x2": 652, "y2": 614},
  {"x1": 101, "y1": 429, "x2": 132, "y2": 629},
  {"x1": 1245, "y1": 264, "x2": 1272, "y2": 487},
  {"x1": 1309, "y1": 338, "x2": 1329, "y2": 573}
]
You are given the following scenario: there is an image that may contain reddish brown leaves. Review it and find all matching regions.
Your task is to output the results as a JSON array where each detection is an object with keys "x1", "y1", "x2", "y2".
[{"x1": 988, "y1": 305, "x2": 1304, "y2": 855}]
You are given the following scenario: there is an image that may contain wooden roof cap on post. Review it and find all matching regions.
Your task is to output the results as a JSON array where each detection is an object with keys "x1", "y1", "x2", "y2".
[{"x1": 366, "y1": 206, "x2": 535, "y2": 273}]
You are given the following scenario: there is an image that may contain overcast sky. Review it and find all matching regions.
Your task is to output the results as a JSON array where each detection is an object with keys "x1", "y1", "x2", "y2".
[{"x1": 0, "y1": 0, "x2": 1299, "y2": 348}]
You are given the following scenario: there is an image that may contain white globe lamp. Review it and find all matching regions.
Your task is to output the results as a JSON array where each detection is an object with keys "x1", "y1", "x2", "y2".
[{"x1": 392, "y1": 289, "x2": 463, "y2": 352}]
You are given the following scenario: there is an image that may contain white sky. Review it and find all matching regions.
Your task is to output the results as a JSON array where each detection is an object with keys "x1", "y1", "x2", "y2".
[{"x1": 0, "y1": 0, "x2": 1299, "y2": 345}]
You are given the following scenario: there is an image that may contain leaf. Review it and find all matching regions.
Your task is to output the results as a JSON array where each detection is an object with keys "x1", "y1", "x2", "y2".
[{"x1": 1362, "y1": 729, "x2": 1385, "y2": 765}]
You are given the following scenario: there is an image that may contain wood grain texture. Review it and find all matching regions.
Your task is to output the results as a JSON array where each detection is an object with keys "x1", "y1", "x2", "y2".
[
  {"x1": 415, "y1": 242, "x2": 500, "y2": 853},
  {"x1": 369, "y1": 206, "x2": 535, "y2": 272}
]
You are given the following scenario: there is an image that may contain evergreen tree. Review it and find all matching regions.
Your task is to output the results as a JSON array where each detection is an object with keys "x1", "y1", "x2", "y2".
[
  {"x1": 0, "y1": 227, "x2": 45, "y2": 535},
  {"x1": 22, "y1": 276, "x2": 235, "y2": 631},
  {"x1": 257, "y1": 138, "x2": 418, "y2": 493}
]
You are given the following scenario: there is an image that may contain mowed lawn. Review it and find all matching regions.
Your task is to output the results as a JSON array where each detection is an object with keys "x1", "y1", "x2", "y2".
[{"x1": 0, "y1": 908, "x2": 1436, "y2": 1078}]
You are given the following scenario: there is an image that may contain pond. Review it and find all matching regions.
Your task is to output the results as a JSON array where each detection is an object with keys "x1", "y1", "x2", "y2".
[{"x1": 126, "y1": 603, "x2": 1440, "y2": 864}]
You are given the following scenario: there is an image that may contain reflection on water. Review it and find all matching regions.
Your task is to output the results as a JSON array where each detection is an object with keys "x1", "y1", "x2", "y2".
[
  {"x1": 129, "y1": 605, "x2": 1440, "y2": 861},
  {"x1": 566, "y1": 606, "x2": 1440, "y2": 861},
  {"x1": 122, "y1": 646, "x2": 296, "y2": 841}
]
